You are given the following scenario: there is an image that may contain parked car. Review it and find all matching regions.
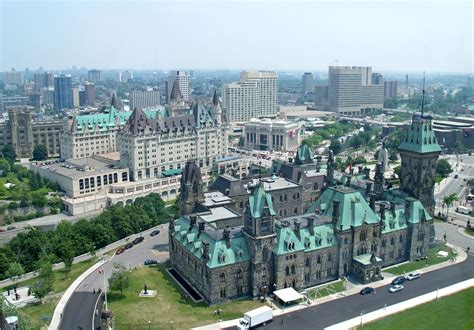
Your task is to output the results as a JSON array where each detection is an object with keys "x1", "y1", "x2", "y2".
[
  {"x1": 391, "y1": 275, "x2": 406, "y2": 285},
  {"x1": 0, "y1": 228, "x2": 6, "y2": 232},
  {"x1": 406, "y1": 272, "x2": 421, "y2": 281},
  {"x1": 124, "y1": 242, "x2": 134, "y2": 250},
  {"x1": 115, "y1": 248, "x2": 125, "y2": 255},
  {"x1": 454, "y1": 174, "x2": 459, "y2": 179},
  {"x1": 133, "y1": 237, "x2": 144, "y2": 244},
  {"x1": 389, "y1": 284, "x2": 404, "y2": 293},
  {"x1": 360, "y1": 287, "x2": 376, "y2": 295},
  {"x1": 6, "y1": 226, "x2": 16, "y2": 231},
  {"x1": 144, "y1": 259, "x2": 158, "y2": 265},
  {"x1": 150, "y1": 230, "x2": 160, "y2": 237}
]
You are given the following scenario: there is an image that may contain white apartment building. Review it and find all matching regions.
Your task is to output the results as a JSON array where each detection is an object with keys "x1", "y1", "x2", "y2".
[
  {"x1": 167, "y1": 71, "x2": 191, "y2": 102},
  {"x1": 4, "y1": 69, "x2": 23, "y2": 85},
  {"x1": 130, "y1": 90, "x2": 161, "y2": 110},
  {"x1": 302, "y1": 72, "x2": 314, "y2": 93},
  {"x1": 244, "y1": 118, "x2": 304, "y2": 151},
  {"x1": 222, "y1": 71, "x2": 278, "y2": 123}
]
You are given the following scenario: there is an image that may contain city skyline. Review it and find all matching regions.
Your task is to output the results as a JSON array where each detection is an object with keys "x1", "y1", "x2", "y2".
[{"x1": 1, "y1": 0, "x2": 472, "y2": 73}]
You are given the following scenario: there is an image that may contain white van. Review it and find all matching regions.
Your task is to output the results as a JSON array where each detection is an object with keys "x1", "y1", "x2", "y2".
[{"x1": 456, "y1": 206, "x2": 471, "y2": 215}]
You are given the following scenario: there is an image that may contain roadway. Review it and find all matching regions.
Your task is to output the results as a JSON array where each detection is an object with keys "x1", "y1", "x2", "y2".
[
  {"x1": 59, "y1": 224, "x2": 170, "y2": 330},
  {"x1": 264, "y1": 255, "x2": 473, "y2": 330}
]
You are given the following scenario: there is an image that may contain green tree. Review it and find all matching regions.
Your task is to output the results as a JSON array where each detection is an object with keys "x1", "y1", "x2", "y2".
[
  {"x1": 442, "y1": 193, "x2": 459, "y2": 217},
  {"x1": 108, "y1": 262, "x2": 129, "y2": 298},
  {"x1": 389, "y1": 150, "x2": 398, "y2": 162},
  {"x1": 58, "y1": 241, "x2": 75, "y2": 275},
  {"x1": 5, "y1": 262, "x2": 25, "y2": 284},
  {"x1": 329, "y1": 139, "x2": 342, "y2": 155},
  {"x1": 453, "y1": 141, "x2": 464, "y2": 154},
  {"x1": 31, "y1": 279, "x2": 50, "y2": 302},
  {"x1": 0, "y1": 159, "x2": 11, "y2": 176},
  {"x1": 32, "y1": 144, "x2": 48, "y2": 161},
  {"x1": 436, "y1": 159, "x2": 453, "y2": 179},
  {"x1": 2, "y1": 145, "x2": 17, "y2": 163}
]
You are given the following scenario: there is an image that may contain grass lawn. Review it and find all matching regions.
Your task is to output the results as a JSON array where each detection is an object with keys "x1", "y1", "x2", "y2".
[
  {"x1": 307, "y1": 280, "x2": 345, "y2": 300},
  {"x1": 108, "y1": 263, "x2": 263, "y2": 330},
  {"x1": 384, "y1": 243, "x2": 456, "y2": 275},
  {"x1": 465, "y1": 228, "x2": 474, "y2": 237},
  {"x1": 359, "y1": 287, "x2": 474, "y2": 330},
  {"x1": 17, "y1": 296, "x2": 59, "y2": 330}
]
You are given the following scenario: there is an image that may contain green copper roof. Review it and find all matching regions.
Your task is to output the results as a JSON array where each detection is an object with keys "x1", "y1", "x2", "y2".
[
  {"x1": 172, "y1": 217, "x2": 250, "y2": 269},
  {"x1": 162, "y1": 168, "x2": 183, "y2": 177},
  {"x1": 308, "y1": 186, "x2": 379, "y2": 231},
  {"x1": 248, "y1": 184, "x2": 276, "y2": 218},
  {"x1": 73, "y1": 106, "x2": 164, "y2": 133},
  {"x1": 353, "y1": 253, "x2": 382, "y2": 266},
  {"x1": 295, "y1": 144, "x2": 313, "y2": 165},
  {"x1": 299, "y1": 223, "x2": 335, "y2": 252},
  {"x1": 398, "y1": 115, "x2": 442, "y2": 154},
  {"x1": 273, "y1": 225, "x2": 305, "y2": 255}
]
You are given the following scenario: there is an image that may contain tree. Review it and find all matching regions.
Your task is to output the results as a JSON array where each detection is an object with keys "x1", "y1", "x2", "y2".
[
  {"x1": 108, "y1": 263, "x2": 129, "y2": 298},
  {"x1": 30, "y1": 279, "x2": 50, "y2": 302},
  {"x1": 5, "y1": 262, "x2": 25, "y2": 284},
  {"x1": 30, "y1": 256, "x2": 54, "y2": 302},
  {"x1": 31, "y1": 191, "x2": 47, "y2": 207},
  {"x1": 32, "y1": 144, "x2": 48, "y2": 161},
  {"x1": 389, "y1": 150, "x2": 398, "y2": 162},
  {"x1": 329, "y1": 139, "x2": 342, "y2": 155},
  {"x1": 453, "y1": 141, "x2": 464, "y2": 154},
  {"x1": 0, "y1": 159, "x2": 11, "y2": 176},
  {"x1": 2, "y1": 145, "x2": 16, "y2": 163},
  {"x1": 442, "y1": 193, "x2": 459, "y2": 217},
  {"x1": 436, "y1": 159, "x2": 453, "y2": 179},
  {"x1": 58, "y1": 242, "x2": 75, "y2": 275}
]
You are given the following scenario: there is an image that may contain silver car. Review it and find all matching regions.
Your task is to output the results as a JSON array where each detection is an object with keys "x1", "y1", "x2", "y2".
[{"x1": 389, "y1": 284, "x2": 404, "y2": 293}]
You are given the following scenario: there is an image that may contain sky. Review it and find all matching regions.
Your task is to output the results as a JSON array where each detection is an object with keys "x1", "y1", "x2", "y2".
[{"x1": 1, "y1": 0, "x2": 473, "y2": 73}]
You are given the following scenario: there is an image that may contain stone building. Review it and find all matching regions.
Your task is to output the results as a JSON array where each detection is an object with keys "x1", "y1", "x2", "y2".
[
  {"x1": 169, "y1": 113, "x2": 437, "y2": 305},
  {"x1": 0, "y1": 107, "x2": 62, "y2": 158}
]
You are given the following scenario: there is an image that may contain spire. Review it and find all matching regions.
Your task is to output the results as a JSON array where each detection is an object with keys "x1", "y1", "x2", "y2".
[
  {"x1": 212, "y1": 89, "x2": 219, "y2": 106},
  {"x1": 126, "y1": 107, "x2": 149, "y2": 135},
  {"x1": 110, "y1": 93, "x2": 120, "y2": 109},
  {"x1": 170, "y1": 80, "x2": 182, "y2": 101},
  {"x1": 421, "y1": 72, "x2": 426, "y2": 117}
]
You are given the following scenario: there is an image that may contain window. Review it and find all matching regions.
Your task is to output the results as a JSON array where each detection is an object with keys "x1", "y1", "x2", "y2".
[
  {"x1": 285, "y1": 266, "x2": 290, "y2": 276},
  {"x1": 305, "y1": 258, "x2": 310, "y2": 267},
  {"x1": 237, "y1": 269, "x2": 242, "y2": 279},
  {"x1": 304, "y1": 273, "x2": 310, "y2": 282},
  {"x1": 360, "y1": 229, "x2": 367, "y2": 241},
  {"x1": 97, "y1": 176, "x2": 101, "y2": 187},
  {"x1": 262, "y1": 268, "x2": 267, "y2": 277},
  {"x1": 90, "y1": 177, "x2": 95, "y2": 188},
  {"x1": 85, "y1": 178, "x2": 89, "y2": 189},
  {"x1": 79, "y1": 179, "x2": 84, "y2": 190},
  {"x1": 122, "y1": 172, "x2": 128, "y2": 181},
  {"x1": 220, "y1": 273, "x2": 226, "y2": 283},
  {"x1": 399, "y1": 234, "x2": 403, "y2": 243},
  {"x1": 103, "y1": 175, "x2": 108, "y2": 185},
  {"x1": 291, "y1": 264, "x2": 296, "y2": 274},
  {"x1": 262, "y1": 247, "x2": 268, "y2": 262},
  {"x1": 220, "y1": 288, "x2": 226, "y2": 298},
  {"x1": 328, "y1": 253, "x2": 332, "y2": 262},
  {"x1": 113, "y1": 173, "x2": 118, "y2": 183},
  {"x1": 293, "y1": 207, "x2": 298, "y2": 214},
  {"x1": 382, "y1": 239, "x2": 386, "y2": 248},
  {"x1": 390, "y1": 237, "x2": 395, "y2": 245},
  {"x1": 317, "y1": 255, "x2": 321, "y2": 264},
  {"x1": 371, "y1": 241, "x2": 377, "y2": 253}
]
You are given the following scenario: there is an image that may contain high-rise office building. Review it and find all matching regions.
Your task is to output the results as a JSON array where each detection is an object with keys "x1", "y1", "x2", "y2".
[
  {"x1": 166, "y1": 71, "x2": 191, "y2": 103},
  {"x1": 371, "y1": 73, "x2": 384, "y2": 85},
  {"x1": 120, "y1": 70, "x2": 133, "y2": 82},
  {"x1": 314, "y1": 85, "x2": 329, "y2": 111},
  {"x1": 87, "y1": 69, "x2": 103, "y2": 82},
  {"x1": 130, "y1": 90, "x2": 161, "y2": 110},
  {"x1": 326, "y1": 66, "x2": 383, "y2": 115},
  {"x1": 302, "y1": 72, "x2": 314, "y2": 93},
  {"x1": 53, "y1": 74, "x2": 73, "y2": 111},
  {"x1": 72, "y1": 87, "x2": 80, "y2": 107},
  {"x1": 384, "y1": 80, "x2": 398, "y2": 98},
  {"x1": 84, "y1": 83, "x2": 96, "y2": 106},
  {"x1": 222, "y1": 71, "x2": 278, "y2": 123},
  {"x1": 4, "y1": 69, "x2": 23, "y2": 85}
]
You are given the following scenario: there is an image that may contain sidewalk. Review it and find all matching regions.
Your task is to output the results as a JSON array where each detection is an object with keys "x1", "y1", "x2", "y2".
[{"x1": 192, "y1": 243, "x2": 468, "y2": 330}]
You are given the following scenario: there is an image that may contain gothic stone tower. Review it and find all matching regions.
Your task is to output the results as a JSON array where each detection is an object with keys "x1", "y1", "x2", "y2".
[
  {"x1": 179, "y1": 160, "x2": 205, "y2": 215},
  {"x1": 398, "y1": 114, "x2": 441, "y2": 214},
  {"x1": 243, "y1": 183, "x2": 276, "y2": 298}
]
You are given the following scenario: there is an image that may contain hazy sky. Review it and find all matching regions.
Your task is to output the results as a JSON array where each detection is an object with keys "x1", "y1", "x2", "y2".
[{"x1": 1, "y1": 0, "x2": 473, "y2": 73}]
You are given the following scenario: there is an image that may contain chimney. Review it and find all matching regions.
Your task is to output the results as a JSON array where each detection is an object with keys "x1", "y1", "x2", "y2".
[
  {"x1": 189, "y1": 215, "x2": 197, "y2": 229},
  {"x1": 198, "y1": 221, "x2": 205, "y2": 236},
  {"x1": 405, "y1": 199, "x2": 411, "y2": 219},
  {"x1": 366, "y1": 182, "x2": 372, "y2": 196},
  {"x1": 294, "y1": 220, "x2": 301, "y2": 239},
  {"x1": 332, "y1": 200, "x2": 340, "y2": 225},
  {"x1": 380, "y1": 203, "x2": 386, "y2": 221},
  {"x1": 202, "y1": 241, "x2": 209, "y2": 261},
  {"x1": 308, "y1": 217, "x2": 314, "y2": 235},
  {"x1": 369, "y1": 193, "x2": 376, "y2": 211},
  {"x1": 223, "y1": 228, "x2": 231, "y2": 248},
  {"x1": 390, "y1": 201, "x2": 396, "y2": 216}
]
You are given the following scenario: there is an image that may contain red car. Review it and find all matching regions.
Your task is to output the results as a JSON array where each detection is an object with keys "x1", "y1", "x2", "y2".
[{"x1": 115, "y1": 247, "x2": 125, "y2": 255}]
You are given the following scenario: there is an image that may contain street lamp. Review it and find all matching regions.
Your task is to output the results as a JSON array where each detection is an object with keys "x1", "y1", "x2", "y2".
[
  {"x1": 170, "y1": 320, "x2": 173, "y2": 330},
  {"x1": 148, "y1": 320, "x2": 151, "y2": 330}
]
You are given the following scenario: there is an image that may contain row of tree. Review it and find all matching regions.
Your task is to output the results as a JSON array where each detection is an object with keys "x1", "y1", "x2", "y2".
[
  {"x1": 0, "y1": 193, "x2": 171, "y2": 280},
  {"x1": 1, "y1": 144, "x2": 48, "y2": 163}
]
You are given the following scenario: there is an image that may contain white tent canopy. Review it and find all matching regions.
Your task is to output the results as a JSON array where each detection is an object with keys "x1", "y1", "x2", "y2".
[{"x1": 273, "y1": 287, "x2": 304, "y2": 303}]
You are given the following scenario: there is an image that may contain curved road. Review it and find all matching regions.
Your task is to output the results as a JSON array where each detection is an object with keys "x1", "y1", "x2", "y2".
[{"x1": 60, "y1": 224, "x2": 170, "y2": 330}]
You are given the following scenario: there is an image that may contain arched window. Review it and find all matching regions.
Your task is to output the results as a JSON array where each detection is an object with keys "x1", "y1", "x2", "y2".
[
  {"x1": 305, "y1": 258, "x2": 310, "y2": 267},
  {"x1": 220, "y1": 273, "x2": 226, "y2": 283},
  {"x1": 286, "y1": 266, "x2": 290, "y2": 276},
  {"x1": 382, "y1": 239, "x2": 386, "y2": 248},
  {"x1": 291, "y1": 264, "x2": 296, "y2": 274},
  {"x1": 390, "y1": 237, "x2": 395, "y2": 245},
  {"x1": 317, "y1": 255, "x2": 321, "y2": 264},
  {"x1": 262, "y1": 267, "x2": 267, "y2": 277},
  {"x1": 399, "y1": 234, "x2": 403, "y2": 243},
  {"x1": 327, "y1": 252, "x2": 332, "y2": 262},
  {"x1": 371, "y1": 241, "x2": 377, "y2": 253},
  {"x1": 237, "y1": 268, "x2": 243, "y2": 279},
  {"x1": 360, "y1": 229, "x2": 367, "y2": 241},
  {"x1": 294, "y1": 207, "x2": 298, "y2": 214}
]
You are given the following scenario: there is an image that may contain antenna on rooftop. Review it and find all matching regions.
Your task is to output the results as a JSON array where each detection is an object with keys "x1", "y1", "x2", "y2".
[{"x1": 421, "y1": 72, "x2": 426, "y2": 117}]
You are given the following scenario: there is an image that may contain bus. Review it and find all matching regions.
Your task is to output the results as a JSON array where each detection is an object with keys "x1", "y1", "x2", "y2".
[{"x1": 455, "y1": 206, "x2": 471, "y2": 215}]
